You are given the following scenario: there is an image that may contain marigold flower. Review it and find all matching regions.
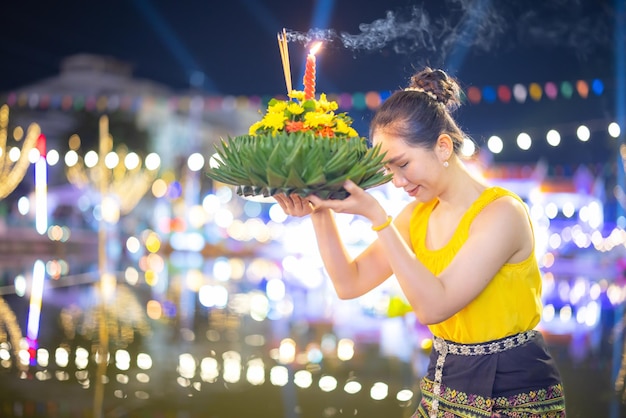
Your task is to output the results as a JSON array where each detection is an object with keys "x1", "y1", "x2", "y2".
[
  {"x1": 285, "y1": 121, "x2": 308, "y2": 133},
  {"x1": 248, "y1": 89, "x2": 360, "y2": 139},
  {"x1": 316, "y1": 126, "x2": 335, "y2": 137}
]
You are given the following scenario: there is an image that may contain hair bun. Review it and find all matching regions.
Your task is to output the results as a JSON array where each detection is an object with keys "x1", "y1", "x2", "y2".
[{"x1": 408, "y1": 67, "x2": 461, "y2": 110}]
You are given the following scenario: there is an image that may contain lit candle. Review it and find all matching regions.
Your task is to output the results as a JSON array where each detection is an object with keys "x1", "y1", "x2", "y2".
[{"x1": 303, "y1": 42, "x2": 322, "y2": 100}]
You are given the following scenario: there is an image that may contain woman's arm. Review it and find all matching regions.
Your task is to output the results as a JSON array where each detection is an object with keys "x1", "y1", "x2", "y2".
[
  {"x1": 378, "y1": 195, "x2": 531, "y2": 324},
  {"x1": 308, "y1": 208, "x2": 392, "y2": 298},
  {"x1": 275, "y1": 193, "x2": 407, "y2": 299},
  {"x1": 309, "y1": 181, "x2": 531, "y2": 325}
]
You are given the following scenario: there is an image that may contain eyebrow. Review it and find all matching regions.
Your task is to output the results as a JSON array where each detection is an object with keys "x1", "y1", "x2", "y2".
[{"x1": 385, "y1": 154, "x2": 404, "y2": 165}]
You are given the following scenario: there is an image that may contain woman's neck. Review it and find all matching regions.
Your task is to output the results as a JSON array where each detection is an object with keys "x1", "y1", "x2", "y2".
[{"x1": 437, "y1": 158, "x2": 488, "y2": 211}]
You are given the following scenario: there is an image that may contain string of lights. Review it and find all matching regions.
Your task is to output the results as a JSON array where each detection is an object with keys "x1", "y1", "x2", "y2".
[{"x1": 0, "y1": 77, "x2": 608, "y2": 114}]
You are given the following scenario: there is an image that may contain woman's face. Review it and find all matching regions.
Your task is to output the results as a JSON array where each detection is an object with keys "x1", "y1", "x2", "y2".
[{"x1": 373, "y1": 130, "x2": 441, "y2": 201}]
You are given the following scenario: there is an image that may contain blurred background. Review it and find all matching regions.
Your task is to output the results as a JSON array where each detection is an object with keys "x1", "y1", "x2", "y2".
[{"x1": 0, "y1": 0, "x2": 625, "y2": 417}]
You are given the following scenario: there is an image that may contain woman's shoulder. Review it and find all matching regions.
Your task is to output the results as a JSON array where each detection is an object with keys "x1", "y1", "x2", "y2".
[
  {"x1": 469, "y1": 186, "x2": 526, "y2": 217},
  {"x1": 396, "y1": 200, "x2": 419, "y2": 222},
  {"x1": 472, "y1": 187, "x2": 531, "y2": 237},
  {"x1": 395, "y1": 199, "x2": 437, "y2": 237},
  {"x1": 480, "y1": 185, "x2": 523, "y2": 203},
  {"x1": 472, "y1": 187, "x2": 535, "y2": 263},
  {"x1": 487, "y1": 186, "x2": 527, "y2": 212},
  {"x1": 393, "y1": 200, "x2": 425, "y2": 230}
]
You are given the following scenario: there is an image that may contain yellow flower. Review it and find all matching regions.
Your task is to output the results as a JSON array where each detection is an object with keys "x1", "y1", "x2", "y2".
[
  {"x1": 304, "y1": 111, "x2": 334, "y2": 128},
  {"x1": 288, "y1": 90, "x2": 305, "y2": 101},
  {"x1": 249, "y1": 121, "x2": 263, "y2": 135},
  {"x1": 247, "y1": 88, "x2": 360, "y2": 138},
  {"x1": 262, "y1": 112, "x2": 287, "y2": 132},
  {"x1": 346, "y1": 127, "x2": 358, "y2": 137},
  {"x1": 267, "y1": 101, "x2": 287, "y2": 113},
  {"x1": 287, "y1": 102, "x2": 305, "y2": 115},
  {"x1": 316, "y1": 93, "x2": 338, "y2": 112},
  {"x1": 334, "y1": 118, "x2": 351, "y2": 135}
]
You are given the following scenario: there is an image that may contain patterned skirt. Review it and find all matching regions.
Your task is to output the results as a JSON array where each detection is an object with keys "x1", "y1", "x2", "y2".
[{"x1": 412, "y1": 330, "x2": 566, "y2": 417}]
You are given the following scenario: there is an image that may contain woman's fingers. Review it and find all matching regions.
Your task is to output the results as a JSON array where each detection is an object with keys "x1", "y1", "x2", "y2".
[
  {"x1": 276, "y1": 183, "x2": 373, "y2": 217},
  {"x1": 294, "y1": 194, "x2": 308, "y2": 211},
  {"x1": 308, "y1": 194, "x2": 323, "y2": 207},
  {"x1": 274, "y1": 193, "x2": 313, "y2": 217},
  {"x1": 273, "y1": 193, "x2": 289, "y2": 208},
  {"x1": 343, "y1": 180, "x2": 359, "y2": 193}
]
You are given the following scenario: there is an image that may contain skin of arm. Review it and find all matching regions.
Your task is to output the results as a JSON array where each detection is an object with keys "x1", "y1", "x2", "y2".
[
  {"x1": 373, "y1": 193, "x2": 532, "y2": 324},
  {"x1": 308, "y1": 200, "x2": 420, "y2": 299},
  {"x1": 274, "y1": 192, "x2": 396, "y2": 297},
  {"x1": 277, "y1": 180, "x2": 532, "y2": 325}
]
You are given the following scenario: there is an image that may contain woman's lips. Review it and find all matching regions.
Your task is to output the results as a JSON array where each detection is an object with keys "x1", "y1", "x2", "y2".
[{"x1": 406, "y1": 186, "x2": 419, "y2": 196}]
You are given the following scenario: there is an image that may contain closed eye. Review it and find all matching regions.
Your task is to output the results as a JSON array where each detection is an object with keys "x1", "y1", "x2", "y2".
[{"x1": 384, "y1": 162, "x2": 407, "y2": 174}]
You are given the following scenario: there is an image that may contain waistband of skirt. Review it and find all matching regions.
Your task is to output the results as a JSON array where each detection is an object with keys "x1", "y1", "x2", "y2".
[{"x1": 433, "y1": 329, "x2": 538, "y2": 356}]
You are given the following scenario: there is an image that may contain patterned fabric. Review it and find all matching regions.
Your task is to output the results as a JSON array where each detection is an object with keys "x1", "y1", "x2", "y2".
[
  {"x1": 433, "y1": 330, "x2": 537, "y2": 357},
  {"x1": 430, "y1": 331, "x2": 540, "y2": 417},
  {"x1": 412, "y1": 332, "x2": 566, "y2": 417},
  {"x1": 407, "y1": 185, "x2": 566, "y2": 416},
  {"x1": 415, "y1": 379, "x2": 566, "y2": 417}
]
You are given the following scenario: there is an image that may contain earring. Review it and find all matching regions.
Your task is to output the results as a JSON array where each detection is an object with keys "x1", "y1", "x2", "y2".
[{"x1": 443, "y1": 161, "x2": 449, "y2": 168}]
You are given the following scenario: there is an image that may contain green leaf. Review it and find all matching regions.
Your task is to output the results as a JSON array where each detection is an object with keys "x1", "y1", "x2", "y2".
[
  {"x1": 207, "y1": 132, "x2": 391, "y2": 200},
  {"x1": 266, "y1": 166, "x2": 287, "y2": 188},
  {"x1": 286, "y1": 167, "x2": 307, "y2": 188}
]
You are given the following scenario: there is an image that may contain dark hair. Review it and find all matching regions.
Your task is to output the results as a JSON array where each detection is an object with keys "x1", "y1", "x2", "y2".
[{"x1": 370, "y1": 67, "x2": 465, "y2": 153}]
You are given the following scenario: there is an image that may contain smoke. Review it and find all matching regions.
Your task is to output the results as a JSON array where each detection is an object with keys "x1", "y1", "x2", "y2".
[
  {"x1": 514, "y1": 0, "x2": 614, "y2": 59},
  {"x1": 285, "y1": 6, "x2": 443, "y2": 56},
  {"x1": 285, "y1": 0, "x2": 614, "y2": 66}
]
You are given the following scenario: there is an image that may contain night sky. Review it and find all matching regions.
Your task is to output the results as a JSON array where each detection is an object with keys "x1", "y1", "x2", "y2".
[
  {"x1": 0, "y1": 0, "x2": 618, "y2": 95},
  {"x1": 1, "y1": 0, "x2": 622, "y2": 165}
]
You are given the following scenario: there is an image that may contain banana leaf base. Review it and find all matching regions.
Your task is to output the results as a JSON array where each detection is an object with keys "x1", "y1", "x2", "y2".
[
  {"x1": 236, "y1": 184, "x2": 349, "y2": 200},
  {"x1": 207, "y1": 132, "x2": 391, "y2": 201}
]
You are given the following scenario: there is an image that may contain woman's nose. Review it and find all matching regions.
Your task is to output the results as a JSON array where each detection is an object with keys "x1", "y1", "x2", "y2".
[{"x1": 392, "y1": 174, "x2": 407, "y2": 188}]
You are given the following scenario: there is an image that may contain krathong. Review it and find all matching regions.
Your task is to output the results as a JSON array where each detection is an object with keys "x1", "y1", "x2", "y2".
[{"x1": 206, "y1": 30, "x2": 391, "y2": 200}]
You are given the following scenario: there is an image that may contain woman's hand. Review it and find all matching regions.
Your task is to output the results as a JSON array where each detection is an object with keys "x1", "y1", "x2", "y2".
[
  {"x1": 275, "y1": 181, "x2": 385, "y2": 224},
  {"x1": 308, "y1": 180, "x2": 384, "y2": 221},
  {"x1": 273, "y1": 193, "x2": 315, "y2": 217}
]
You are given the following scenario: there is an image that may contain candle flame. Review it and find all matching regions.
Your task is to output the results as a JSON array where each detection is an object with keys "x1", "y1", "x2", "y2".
[{"x1": 309, "y1": 42, "x2": 322, "y2": 56}]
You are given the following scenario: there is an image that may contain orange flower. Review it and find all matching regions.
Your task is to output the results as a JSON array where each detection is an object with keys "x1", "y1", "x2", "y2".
[
  {"x1": 316, "y1": 126, "x2": 335, "y2": 137},
  {"x1": 285, "y1": 120, "x2": 308, "y2": 133}
]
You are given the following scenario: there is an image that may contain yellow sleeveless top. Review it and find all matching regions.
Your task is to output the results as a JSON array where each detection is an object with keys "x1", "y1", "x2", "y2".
[{"x1": 409, "y1": 186, "x2": 542, "y2": 344}]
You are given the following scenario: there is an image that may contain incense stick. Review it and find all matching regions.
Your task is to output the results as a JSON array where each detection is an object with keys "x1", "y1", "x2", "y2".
[
  {"x1": 278, "y1": 31, "x2": 291, "y2": 93},
  {"x1": 277, "y1": 29, "x2": 292, "y2": 94}
]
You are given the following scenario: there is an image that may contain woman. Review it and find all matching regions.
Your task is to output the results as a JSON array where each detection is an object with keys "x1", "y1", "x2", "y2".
[{"x1": 274, "y1": 67, "x2": 566, "y2": 417}]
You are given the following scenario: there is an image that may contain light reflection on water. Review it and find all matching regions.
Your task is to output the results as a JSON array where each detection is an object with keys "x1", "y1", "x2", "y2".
[{"x1": 0, "y1": 254, "x2": 624, "y2": 417}]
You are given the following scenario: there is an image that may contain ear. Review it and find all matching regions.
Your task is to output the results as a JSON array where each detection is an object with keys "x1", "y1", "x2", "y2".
[{"x1": 436, "y1": 134, "x2": 453, "y2": 162}]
